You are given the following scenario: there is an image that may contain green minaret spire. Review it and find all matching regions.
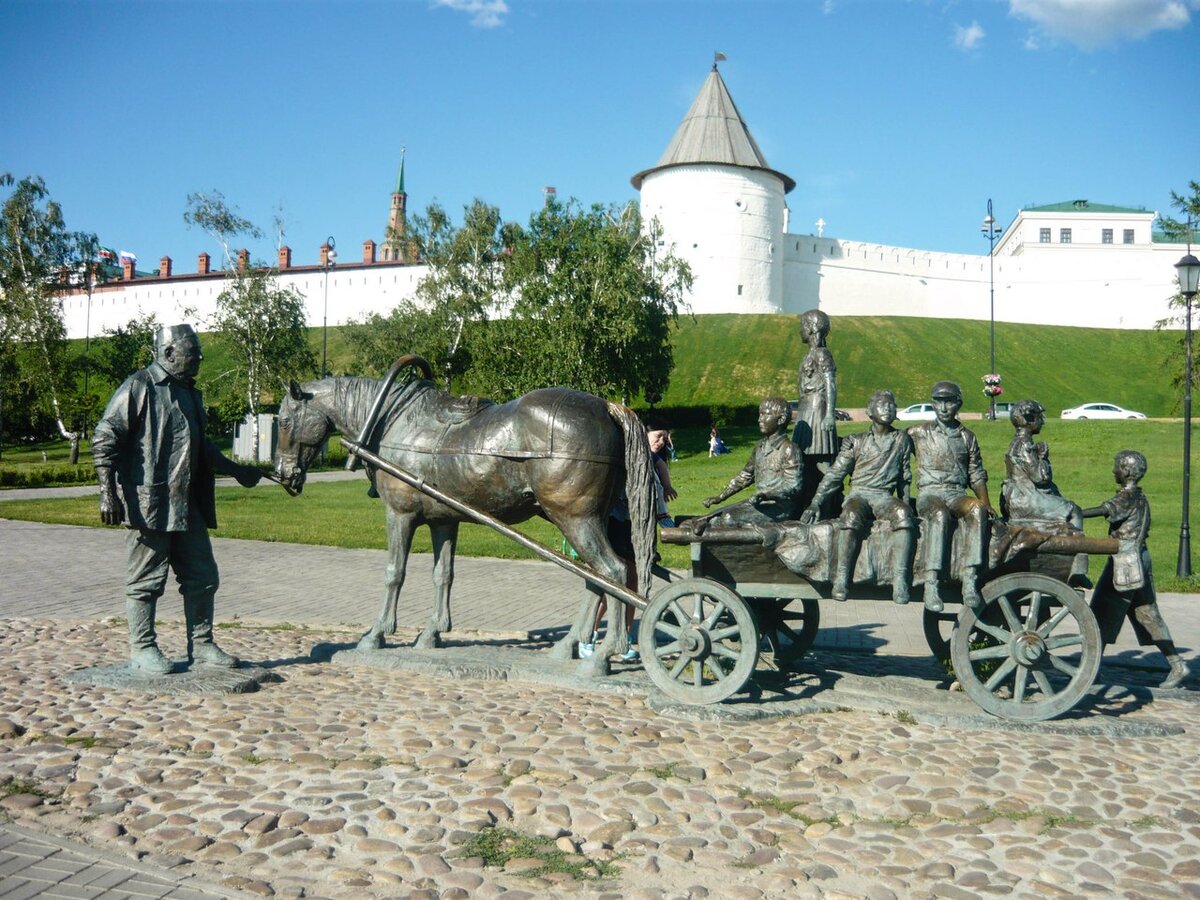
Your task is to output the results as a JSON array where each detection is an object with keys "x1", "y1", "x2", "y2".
[{"x1": 394, "y1": 147, "x2": 406, "y2": 195}]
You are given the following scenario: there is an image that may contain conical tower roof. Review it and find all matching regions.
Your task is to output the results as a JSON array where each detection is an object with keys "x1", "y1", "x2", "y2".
[{"x1": 631, "y1": 66, "x2": 795, "y2": 192}]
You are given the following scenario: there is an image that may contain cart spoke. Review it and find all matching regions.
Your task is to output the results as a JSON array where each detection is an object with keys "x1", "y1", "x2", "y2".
[
  {"x1": 1013, "y1": 666, "x2": 1029, "y2": 703},
  {"x1": 702, "y1": 602, "x2": 728, "y2": 630},
  {"x1": 708, "y1": 625, "x2": 741, "y2": 642},
  {"x1": 1025, "y1": 591, "x2": 1043, "y2": 630},
  {"x1": 705, "y1": 660, "x2": 728, "y2": 681},
  {"x1": 652, "y1": 621, "x2": 682, "y2": 639},
  {"x1": 974, "y1": 620, "x2": 1012, "y2": 644},
  {"x1": 984, "y1": 657, "x2": 1018, "y2": 692},
  {"x1": 1032, "y1": 668, "x2": 1056, "y2": 694},
  {"x1": 652, "y1": 639, "x2": 681, "y2": 656},
  {"x1": 1036, "y1": 606, "x2": 1072, "y2": 637},
  {"x1": 775, "y1": 621, "x2": 802, "y2": 644},
  {"x1": 969, "y1": 644, "x2": 1011, "y2": 661},
  {"x1": 668, "y1": 599, "x2": 690, "y2": 627},
  {"x1": 1046, "y1": 654, "x2": 1078, "y2": 677},
  {"x1": 693, "y1": 660, "x2": 703, "y2": 688},
  {"x1": 998, "y1": 596, "x2": 1023, "y2": 633},
  {"x1": 712, "y1": 643, "x2": 742, "y2": 661},
  {"x1": 692, "y1": 594, "x2": 704, "y2": 621},
  {"x1": 1044, "y1": 633, "x2": 1082, "y2": 651}
]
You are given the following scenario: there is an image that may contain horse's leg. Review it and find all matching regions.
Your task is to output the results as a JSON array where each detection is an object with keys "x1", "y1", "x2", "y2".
[
  {"x1": 549, "y1": 583, "x2": 602, "y2": 660},
  {"x1": 558, "y1": 516, "x2": 631, "y2": 677},
  {"x1": 415, "y1": 521, "x2": 459, "y2": 649},
  {"x1": 358, "y1": 508, "x2": 416, "y2": 650}
]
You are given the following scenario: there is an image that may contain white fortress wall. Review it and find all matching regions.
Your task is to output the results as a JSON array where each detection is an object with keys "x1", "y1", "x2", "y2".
[
  {"x1": 59, "y1": 263, "x2": 427, "y2": 340},
  {"x1": 641, "y1": 165, "x2": 786, "y2": 315},
  {"x1": 779, "y1": 236, "x2": 1181, "y2": 329}
]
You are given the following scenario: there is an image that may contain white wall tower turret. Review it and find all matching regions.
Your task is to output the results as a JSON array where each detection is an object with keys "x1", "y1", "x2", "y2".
[{"x1": 632, "y1": 64, "x2": 794, "y2": 314}]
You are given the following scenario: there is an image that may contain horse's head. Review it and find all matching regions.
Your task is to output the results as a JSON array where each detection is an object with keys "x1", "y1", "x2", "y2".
[{"x1": 276, "y1": 380, "x2": 334, "y2": 494}]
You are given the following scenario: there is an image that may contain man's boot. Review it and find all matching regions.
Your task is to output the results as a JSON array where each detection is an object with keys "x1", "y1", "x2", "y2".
[
  {"x1": 961, "y1": 566, "x2": 983, "y2": 611},
  {"x1": 891, "y1": 529, "x2": 915, "y2": 605},
  {"x1": 1162, "y1": 656, "x2": 1189, "y2": 689},
  {"x1": 127, "y1": 598, "x2": 172, "y2": 674},
  {"x1": 831, "y1": 529, "x2": 858, "y2": 601},
  {"x1": 923, "y1": 571, "x2": 943, "y2": 612},
  {"x1": 185, "y1": 593, "x2": 238, "y2": 668}
]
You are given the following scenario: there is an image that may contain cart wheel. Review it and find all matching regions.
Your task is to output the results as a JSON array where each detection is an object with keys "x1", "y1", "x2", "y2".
[
  {"x1": 757, "y1": 598, "x2": 820, "y2": 668},
  {"x1": 924, "y1": 600, "x2": 1020, "y2": 664},
  {"x1": 639, "y1": 578, "x2": 759, "y2": 704},
  {"x1": 922, "y1": 607, "x2": 960, "y2": 664},
  {"x1": 951, "y1": 573, "x2": 1101, "y2": 721}
]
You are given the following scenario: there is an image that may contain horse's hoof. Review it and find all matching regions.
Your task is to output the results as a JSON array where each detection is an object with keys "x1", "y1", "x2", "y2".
[
  {"x1": 356, "y1": 632, "x2": 384, "y2": 651},
  {"x1": 413, "y1": 631, "x2": 441, "y2": 650},
  {"x1": 578, "y1": 654, "x2": 611, "y2": 678}
]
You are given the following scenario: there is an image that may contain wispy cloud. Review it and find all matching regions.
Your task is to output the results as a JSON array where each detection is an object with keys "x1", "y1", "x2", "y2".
[
  {"x1": 822, "y1": 0, "x2": 837, "y2": 14},
  {"x1": 1010, "y1": 0, "x2": 1193, "y2": 50},
  {"x1": 954, "y1": 21, "x2": 986, "y2": 50},
  {"x1": 434, "y1": 0, "x2": 510, "y2": 29}
]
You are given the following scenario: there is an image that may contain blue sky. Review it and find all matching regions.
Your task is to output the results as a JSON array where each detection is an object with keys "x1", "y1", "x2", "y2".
[{"x1": 2, "y1": 0, "x2": 1197, "y2": 270}]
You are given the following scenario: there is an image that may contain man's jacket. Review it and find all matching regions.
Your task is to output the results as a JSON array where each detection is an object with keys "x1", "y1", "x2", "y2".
[{"x1": 92, "y1": 361, "x2": 218, "y2": 531}]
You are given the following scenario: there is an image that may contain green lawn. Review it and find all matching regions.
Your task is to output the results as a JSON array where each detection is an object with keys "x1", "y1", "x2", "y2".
[
  {"x1": 5, "y1": 420, "x2": 1198, "y2": 592},
  {"x1": 663, "y1": 314, "x2": 1181, "y2": 417}
]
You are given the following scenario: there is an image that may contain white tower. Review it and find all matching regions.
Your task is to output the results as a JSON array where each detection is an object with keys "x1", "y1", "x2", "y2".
[{"x1": 632, "y1": 64, "x2": 794, "y2": 314}]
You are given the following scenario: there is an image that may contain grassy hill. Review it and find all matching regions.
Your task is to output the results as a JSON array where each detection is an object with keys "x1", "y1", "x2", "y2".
[
  {"x1": 662, "y1": 314, "x2": 1180, "y2": 418},
  {"x1": 72, "y1": 314, "x2": 1180, "y2": 421}
]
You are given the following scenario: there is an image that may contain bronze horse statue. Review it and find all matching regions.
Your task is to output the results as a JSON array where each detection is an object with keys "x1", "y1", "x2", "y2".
[{"x1": 274, "y1": 356, "x2": 657, "y2": 668}]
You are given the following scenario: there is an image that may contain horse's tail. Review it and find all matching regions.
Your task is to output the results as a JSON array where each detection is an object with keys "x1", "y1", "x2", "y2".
[{"x1": 607, "y1": 401, "x2": 656, "y2": 601}]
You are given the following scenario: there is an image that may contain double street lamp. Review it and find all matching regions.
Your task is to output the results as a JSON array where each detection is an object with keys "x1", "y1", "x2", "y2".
[
  {"x1": 1175, "y1": 243, "x2": 1200, "y2": 577},
  {"x1": 981, "y1": 199, "x2": 1003, "y2": 420},
  {"x1": 321, "y1": 236, "x2": 337, "y2": 378}
]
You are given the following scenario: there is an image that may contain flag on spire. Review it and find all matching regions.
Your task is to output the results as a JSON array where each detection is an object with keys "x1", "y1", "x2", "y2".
[{"x1": 713, "y1": 51, "x2": 727, "y2": 68}]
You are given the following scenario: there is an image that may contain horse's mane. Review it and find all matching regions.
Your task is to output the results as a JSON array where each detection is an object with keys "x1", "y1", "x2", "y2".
[{"x1": 309, "y1": 375, "x2": 432, "y2": 437}]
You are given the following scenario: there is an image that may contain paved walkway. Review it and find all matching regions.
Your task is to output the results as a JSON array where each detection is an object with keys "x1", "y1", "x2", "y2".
[{"x1": 1, "y1": 481, "x2": 1197, "y2": 897}]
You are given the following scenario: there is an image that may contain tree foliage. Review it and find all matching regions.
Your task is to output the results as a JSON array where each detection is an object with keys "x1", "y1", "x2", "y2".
[
  {"x1": 348, "y1": 197, "x2": 690, "y2": 404},
  {"x1": 184, "y1": 192, "x2": 314, "y2": 445},
  {"x1": 0, "y1": 173, "x2": 98, "y2": 450},
  {"x1": 1154, "y1": 180, "x2": 1200, "y2": 407},
  {"x1": 96, "y1": 312, "x2": 160, "y2": 386},
  {"x1": 347, "y1": 200, "x2": 510, "y2": 386},
  {"x1": 483, "y1": 199, "x2": 689, "y2": 402}
]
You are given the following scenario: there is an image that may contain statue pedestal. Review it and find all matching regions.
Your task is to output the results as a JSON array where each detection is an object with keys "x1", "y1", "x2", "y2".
[{"x1": 64, "y1": 663, "x2": 274, "y2": 695}]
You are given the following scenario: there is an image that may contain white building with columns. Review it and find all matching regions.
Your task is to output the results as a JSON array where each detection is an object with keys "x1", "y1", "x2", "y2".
[{"x1": 58, "y1": 66, "x2": 1188, "y2": 340}]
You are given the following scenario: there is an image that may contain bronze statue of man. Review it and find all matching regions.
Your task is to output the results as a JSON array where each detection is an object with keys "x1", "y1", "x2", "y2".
[
  {"x1": 92, "y1": 324, "x2": 262, "y2": 674},
  {"x1": 802, "y1": 389, "x2": 916, "y2": 604},
  {"x1": 908, "y1": 381, "x2": 994, "y2": 612}
]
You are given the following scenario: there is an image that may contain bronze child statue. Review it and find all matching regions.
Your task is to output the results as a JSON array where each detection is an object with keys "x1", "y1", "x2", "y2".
[
  {"x1": 1001, "y1": 400, "x2": 1083, "y2": 529},
  {"x1": 801, "y1": 389, "x2": 916, "y2": 604},
  {"x1": 908, "y1": 381, "x2": 994, "y2": 612},
  {"x1": 1084, "y1": 449, "x2": 1189, "y2": 689},
  {"x1": 792, "y1": 309, "x2": 838, "y2": 512},
  {"x1": 694, "y1": 397, "x2": 803, "y2": 534}
]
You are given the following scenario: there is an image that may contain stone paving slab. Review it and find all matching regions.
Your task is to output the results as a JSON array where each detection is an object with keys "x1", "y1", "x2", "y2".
[{"x1": 0, "y1": 821, "x2": 240, "y2": 899}]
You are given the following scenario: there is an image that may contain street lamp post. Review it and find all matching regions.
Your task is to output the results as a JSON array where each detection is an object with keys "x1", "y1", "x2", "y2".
[
  {"x1": 321, "y1": 236, "x2": 337, "y2": 378},
  {"x1": 1174, "y1": 243, "x2": 1200, "y2": 578},
  {"x1": 981, "y1": 199, "x2": 1003, "y2": 420}
]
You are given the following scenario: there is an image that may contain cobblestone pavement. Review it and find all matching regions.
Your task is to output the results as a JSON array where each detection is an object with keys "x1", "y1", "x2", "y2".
[{"x1": 2, "y1": 499, "x2": 1199, "y2": 898}]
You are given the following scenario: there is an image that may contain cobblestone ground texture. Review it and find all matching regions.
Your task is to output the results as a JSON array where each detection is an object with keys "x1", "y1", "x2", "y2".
[{"x1": 1, "y1": 620, "x2": 1199, "y2": 899}]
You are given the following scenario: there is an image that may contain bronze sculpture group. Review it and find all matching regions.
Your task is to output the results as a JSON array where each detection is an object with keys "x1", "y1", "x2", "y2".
[{"x1": 91, "y1": 317, "x2": 1189, "y2": 694}]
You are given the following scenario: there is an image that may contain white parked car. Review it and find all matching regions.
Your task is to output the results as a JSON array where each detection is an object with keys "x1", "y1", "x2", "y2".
[
  {"x1": 1060, "y1": 402, "x2": 1146, "y2": 420},
  {"x1": 896, "y1": 402, "x2": 938, "y2": 422}
]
